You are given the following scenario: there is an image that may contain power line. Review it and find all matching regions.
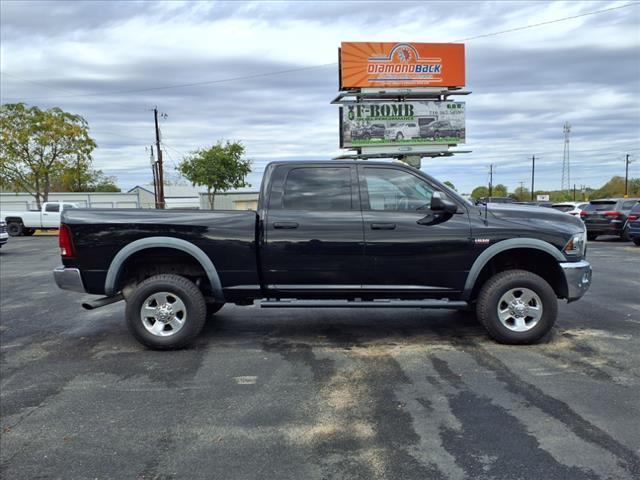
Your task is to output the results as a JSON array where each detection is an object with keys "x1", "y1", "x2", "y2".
[
  {"x1": 2, "y1": 2, "x2": 635, "y2": 102},
  {"x1": 2, "y1": 63, "x2": 336, "y2": 101},
  {"x1": 453, "y1": 2, "x2": 636, "y2": 42}
]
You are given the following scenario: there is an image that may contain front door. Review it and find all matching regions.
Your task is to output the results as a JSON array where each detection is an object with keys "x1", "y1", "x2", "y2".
[
  {"x1": 359, "y1": 165, "x2": 472, "y2": 296},
  {"x1": 262, "y1": 164, "x2": 365, "y2": 293}
]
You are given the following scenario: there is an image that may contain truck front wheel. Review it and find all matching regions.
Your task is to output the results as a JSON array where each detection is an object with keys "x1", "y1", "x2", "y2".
[
  {"x1": 125, "y1": 274, "x2": 206, "y2": 350},
  {"x1": 476, "y1": 269, "x2": 557, "y2": 344}
]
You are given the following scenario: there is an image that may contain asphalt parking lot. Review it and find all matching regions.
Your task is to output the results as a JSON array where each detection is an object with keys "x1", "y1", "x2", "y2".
[{"x1": 1, "y1": 236, "x2": 639, "y2": 479}]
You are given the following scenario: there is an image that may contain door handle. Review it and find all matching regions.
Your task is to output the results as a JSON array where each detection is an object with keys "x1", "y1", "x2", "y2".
[
  {"x1": 370, "y1": 223, "x2": 396, "y2": 230},
  {"x1": 273, "y1": 222, "x2": 299, "y2": 229}
]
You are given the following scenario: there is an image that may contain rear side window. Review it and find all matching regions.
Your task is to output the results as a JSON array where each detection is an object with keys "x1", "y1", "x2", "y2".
[
  {"x1": 282, "y1": 167, "x2": 352, "y2": 210},
  {"x1": 621, "y1": 200, "x2": 638, "y2": 210},
  {"x1": 45, "y1": 204, "x2": 60, "y2": 212},
  {"x1": 631, "y1": 203, "x2": 640, "y2": 213}
]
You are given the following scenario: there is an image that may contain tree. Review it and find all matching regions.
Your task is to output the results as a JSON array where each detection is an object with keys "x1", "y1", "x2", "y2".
[
  {"x1": 52, "y1": 166, "x2": 120, "y2": 192},
  {"x1": 177, "y1": 141, "x2": 251, "y2": 209},
  {"x1": 443, "y1": 181, "x2": 457, "y2": 191},
  {"x1": 471, "y1": 186, "x2": 489, "y2": 199},
  {"x1": 513, "y1": 186, "x2": 530, "y2": 201},
  {"x1": 493, "y1": 184, "x2": 508, "y2": 197},
  {"x1": 0, "y1": 103, "x2": 97, "y2": 207}
]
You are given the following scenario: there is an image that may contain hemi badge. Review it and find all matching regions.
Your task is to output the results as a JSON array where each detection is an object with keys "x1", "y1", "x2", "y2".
[{"x1": 474, "y1": 238, "x2": 490, "y2": 245}]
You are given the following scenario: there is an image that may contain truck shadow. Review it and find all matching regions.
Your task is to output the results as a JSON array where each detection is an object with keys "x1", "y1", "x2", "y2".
[{"x1": 198, "y1": 308, "x2": 491, "y2": 348}]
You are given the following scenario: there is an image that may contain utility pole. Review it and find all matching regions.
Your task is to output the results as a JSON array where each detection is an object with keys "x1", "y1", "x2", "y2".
[
  {"x1": 488, "y1": 164, "x2": 494, "y2": 197},
  {"x1": 530, "y1": 155, "x2": 536, "y2": 201},
  {"x1": 561, "y1": 122, "x2": 571, "y2": 194},
  {"x1": 149, "y1": 146, "x2": 159, "y2": 208},
  {"x1": 153, "y1": 107, "x2": 165, "y2": 209},
  {"x1": 573, "y1": 184, "x2": 576, "y2": 201},
  {"x1": 518, "y1": 181, "x2": 525, "y2": 201},
  {"x1": 624, "y1": 154, "x2": 631, "y2": 198}
]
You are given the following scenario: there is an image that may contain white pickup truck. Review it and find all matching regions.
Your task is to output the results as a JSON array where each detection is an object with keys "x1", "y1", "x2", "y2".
[{"x1": 1, "y1": 202, "x2": 79, "y2": 236}]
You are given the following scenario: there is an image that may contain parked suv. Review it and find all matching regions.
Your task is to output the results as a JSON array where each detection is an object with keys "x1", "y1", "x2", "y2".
[
  {"x1": 581, "y1": 198, "x2": 640, "y2": 240},
  {"x1": 625, "y1": 203, "x2": 640, "y2": 246},
  {"x1": 385, "y1": 122, "x2": 420, "y2": 141}
]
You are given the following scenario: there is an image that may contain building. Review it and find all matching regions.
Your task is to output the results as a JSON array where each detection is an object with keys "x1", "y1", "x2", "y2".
[
  {"x1": 128, "y1": 185, "x2": 260, "y2": 210},
  {"x1": 0, "y1": 191, "x2": 146, "y2": 210},
  {"x1": 128, "y1": 185, "x2": 202, "y2": 209}
]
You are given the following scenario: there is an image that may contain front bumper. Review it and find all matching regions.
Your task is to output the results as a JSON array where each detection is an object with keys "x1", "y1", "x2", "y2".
[
  {"x1": 559, "y1": 260, "x2": 592, "y2": 302},
  {"x1": 53, "y1": 267, "x2": 86, "y2": 293}
]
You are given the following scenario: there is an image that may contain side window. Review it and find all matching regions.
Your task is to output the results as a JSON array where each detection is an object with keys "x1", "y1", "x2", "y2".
[
  {"x1": 45, "y1": 203, "x2": 60, "y2": 213},
  {"x1": 621, "y1": 200, "x2": 638, "y2": 210},
  {"x1": 362, "y1": 168, "x2": 434, "y2": 211},
  {"x1": 282, "y1": 167, "x2": 352, "y2": 210}
]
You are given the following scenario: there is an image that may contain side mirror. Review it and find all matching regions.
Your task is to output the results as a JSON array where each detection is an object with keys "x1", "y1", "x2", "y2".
[{"x1": 430, "y1": 192, "x2": 458, "y2": 214}]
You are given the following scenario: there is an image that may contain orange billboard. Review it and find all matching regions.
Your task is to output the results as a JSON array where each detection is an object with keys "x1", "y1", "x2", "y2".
[{"x1": 340, "y1": 42, "x2": 465, "y2": 89}]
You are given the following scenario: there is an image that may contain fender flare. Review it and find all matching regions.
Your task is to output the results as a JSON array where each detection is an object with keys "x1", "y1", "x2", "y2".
[
  {"x1": 104, "y1": 236, "x2": 224, "y2": 302},
  {"x1": 462, "y1": 238, "x2": 565, "y2": 300}
]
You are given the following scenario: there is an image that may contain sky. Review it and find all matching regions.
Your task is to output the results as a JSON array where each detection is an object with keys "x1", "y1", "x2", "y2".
[{"x1": 1, "y1": 0, "x2": 639, "y2": 195}]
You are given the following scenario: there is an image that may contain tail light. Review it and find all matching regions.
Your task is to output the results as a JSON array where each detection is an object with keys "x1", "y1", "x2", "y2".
[
  {"x1": 603, "y1": 211, "x2": 622, "y2": 218},
  {"x1": 580, "y1": 210, "x2": 588, "y2": 218},
  {"x1": 59, "y1": 224, "x2": 75, "y2": 257},
  {"x1": 628, "y1": 214, "x2": 639, "y2": 221}
]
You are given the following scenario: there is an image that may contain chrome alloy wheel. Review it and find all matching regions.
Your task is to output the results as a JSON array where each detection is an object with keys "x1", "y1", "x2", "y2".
[
  {"x1": 140, "y1": 292, "x2": 187, "y2": 337},
  {"x1": 497, "y1": 288, "x2": 543, "y2": 332}
]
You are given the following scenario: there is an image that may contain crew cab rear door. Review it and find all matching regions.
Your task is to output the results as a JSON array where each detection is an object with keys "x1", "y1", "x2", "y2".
[
  {"x1": 358, "y1": 165, "x2": 473, "y2": 295},
  {"x1": 261, "y1": 164, "x2": 365, "y2": 292}
]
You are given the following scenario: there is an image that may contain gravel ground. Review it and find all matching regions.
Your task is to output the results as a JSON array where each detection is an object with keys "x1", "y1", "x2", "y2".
[{"x1": 1, "y1": 236, "x2": 639, "y2": 479}]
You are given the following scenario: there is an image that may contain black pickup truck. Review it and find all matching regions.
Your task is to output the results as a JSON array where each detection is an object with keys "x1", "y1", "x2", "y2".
[{"x1": 54, "y1": 160, "x2": 592, "y2": 349}]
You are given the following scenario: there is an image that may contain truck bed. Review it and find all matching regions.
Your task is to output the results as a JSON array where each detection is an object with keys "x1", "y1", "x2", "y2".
[{"x1": 62, "y1": 208, "x2": 259, "y2": 295}]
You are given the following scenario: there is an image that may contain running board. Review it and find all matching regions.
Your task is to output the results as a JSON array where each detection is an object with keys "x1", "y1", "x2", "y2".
[{"x1": 260, "y1": 299, "x2": 468, "y2": 309}]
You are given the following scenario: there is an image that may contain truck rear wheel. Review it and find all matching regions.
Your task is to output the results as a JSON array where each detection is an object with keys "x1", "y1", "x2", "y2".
[
  {"x1": 7, "y1": 222, "x2": 23, "y2": 237},
  {"x1": 477, "y1": 269, "x2": 557, "y2": 345},
  {"x1": 125, "y1": 274, "x2": 206, "y2": 350},
  {"x1": 22, "y1": 228, "x2": 36, "y2": 236}
]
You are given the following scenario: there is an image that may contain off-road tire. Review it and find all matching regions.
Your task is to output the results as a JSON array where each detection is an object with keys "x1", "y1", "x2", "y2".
[
  {"x1": 125, "y1": 274, "x2": 206, "y2": 350},
  {"x1": 621, "y1": 227, "x2": 631, "y2": 242},
  {"x1": 477, "y1": 269, "x2": 557, "y2": 345},
  {"x1": 7, "y1": 222, "x2": 23, "y2": 236}
]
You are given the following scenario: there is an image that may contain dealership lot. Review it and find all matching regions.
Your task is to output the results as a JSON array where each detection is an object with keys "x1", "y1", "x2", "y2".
[{"x1": 1, "y1": 237, "x2": 639, "y2": 479}]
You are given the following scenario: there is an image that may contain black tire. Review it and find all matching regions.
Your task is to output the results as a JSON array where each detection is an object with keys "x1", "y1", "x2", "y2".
[
  {"x1": 621, "y1": 227, "x2": 631, "y2": 242},
  {"x1": 125, "y1": 274, "x2": 206, "y2": 350},
  {"x1": 396, "y1": 132, "x2": 404, "y2": 141},
  {"x1": 22, "y1": 228, "x2": 36, "y2": 236},
  {"x1": 633, "y1": 237, "x2": 640, "y2": 246},
  {"x1": 587, "y1": 232, "x2": 598, "y2": 241},
  {"x1": 207, "y1": 302, "x2": 225, "y2": 318},
  {"x1": 476, "y1": 269, "x2": 557, "y2": 345},
  {"x1": 7, "y1": 222, "x2": 23, "y2": 237}
]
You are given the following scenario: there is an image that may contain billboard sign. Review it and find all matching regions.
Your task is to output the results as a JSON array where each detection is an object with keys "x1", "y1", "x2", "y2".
[
  {"x1": 340, "y1": 42, "x2": 465, "y2": 89},
  {"x1": 340, "y1": 101, "x2": 465, "y2": 148}
]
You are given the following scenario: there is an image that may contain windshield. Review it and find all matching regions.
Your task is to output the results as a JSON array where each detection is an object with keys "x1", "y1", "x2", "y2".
[{"x1": 585, "y1": 201, "x2": 616, "y2": 212}]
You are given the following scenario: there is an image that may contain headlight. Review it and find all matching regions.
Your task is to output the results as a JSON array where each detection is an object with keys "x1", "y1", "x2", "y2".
[{"x1": 564, "y1": 230, "x2": 587, "y2": 257}]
